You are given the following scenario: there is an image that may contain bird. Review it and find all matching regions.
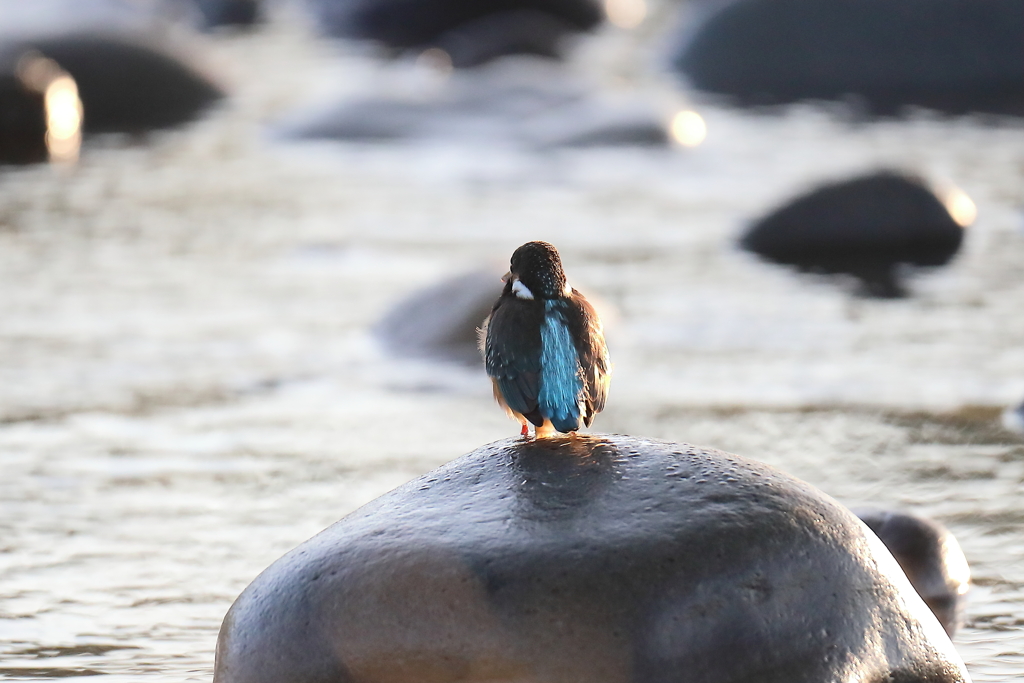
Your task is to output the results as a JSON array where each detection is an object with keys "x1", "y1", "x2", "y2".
[{"x1": 480, "y1": 241, "x2": 610, "y2": 438}]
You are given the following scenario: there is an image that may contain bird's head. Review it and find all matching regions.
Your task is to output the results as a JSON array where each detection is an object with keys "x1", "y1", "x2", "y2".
[{"x1": 505, "y1": 241, "x2": 570, "y2": 300}]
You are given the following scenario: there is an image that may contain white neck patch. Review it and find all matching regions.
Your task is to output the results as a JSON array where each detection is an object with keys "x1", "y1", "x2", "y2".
[{"x1": 512, "y1": 278, "x2": 534, "y2": 300}]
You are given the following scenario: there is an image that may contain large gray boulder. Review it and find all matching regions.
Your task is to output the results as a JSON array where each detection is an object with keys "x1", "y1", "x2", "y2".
[{"x1": 215, "y1": 435, "x2": 970, "y2": 683}]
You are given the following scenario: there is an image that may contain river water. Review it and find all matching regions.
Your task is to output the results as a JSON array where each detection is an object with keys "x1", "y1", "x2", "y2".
[{"x1": 1, "y1": 8, "x2": 1023, "y2": 682}]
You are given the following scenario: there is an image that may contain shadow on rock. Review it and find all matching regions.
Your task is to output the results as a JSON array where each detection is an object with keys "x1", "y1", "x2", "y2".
[
  {"x1": 740, "y1": 171, "x2": 967, "y2": 298},
  {"x1": 215, "y1": 435, "x2": 969, "y2": 683}
]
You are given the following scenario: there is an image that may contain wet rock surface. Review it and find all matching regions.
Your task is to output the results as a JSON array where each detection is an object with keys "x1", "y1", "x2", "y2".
[
  {"x1": 740, "y1": 171, "x2": 965, "y2": 297},
  {"x1": 215, "y1": 435, "x2": 968, "y2": 683},
  {"x1": 672, "y1": 0, "x2": 1024, "y2": 117}
]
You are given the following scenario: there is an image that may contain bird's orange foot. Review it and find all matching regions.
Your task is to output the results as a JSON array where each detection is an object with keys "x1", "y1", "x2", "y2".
[{"x1": 520, "y1": 423, "x2": 529, "y2": 437}]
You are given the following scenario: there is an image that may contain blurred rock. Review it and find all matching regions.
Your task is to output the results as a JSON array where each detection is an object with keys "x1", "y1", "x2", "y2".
[
  {"x1": 0, "y1": 72, "x2": 48, "y2": 165},
  {"x1": 276, "y1": 57, "x2": 667, "y2": 148},
  {"x1": 194, "y1": 0, "x2": 262, "y2": 29},
  {"x1": 375, "y1": 270, "x2": 501, "y2": 365},
  {"x1": 430, "y1": 9, "x2": 576, "y2": 68},
  {"x1": 671, "y1": 0, "x2": 1024, "y2": 117},
  {"x1": 740, "y1": 171, "x2": 966, "y2": 298},
  {"x1": 193, "y1": 0, "x2": 260, "y2": 28},
  {"x1": 0, "y1": 34, "x2": 223, "y2": 134},
  {"x1": 855, "y1": 509, "x2": 970, "y2": 637},
  {"x1": 307, "y1": 0, "x2": 603, "y2": 62},
  {"x1": 215, "y1": 435, "x2": 968, "y2": 683}
]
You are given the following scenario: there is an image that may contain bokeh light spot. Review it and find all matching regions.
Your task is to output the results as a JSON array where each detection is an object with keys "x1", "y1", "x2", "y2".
[
  {"x1": 16, "y1": 53, "x2": 82, "y2": 165},
  {"x1": 943, "y1": 186, "x2": 976, "y2": 228},
  {"x1": 605, "y1": 0, "x2": 647, "y2": 29},
  {"x1": 416, "y1": 47, "x2": 453, "y2": 75},
  {"x1": 670, "y1": 110, "x2": 706, "y2": 147}
]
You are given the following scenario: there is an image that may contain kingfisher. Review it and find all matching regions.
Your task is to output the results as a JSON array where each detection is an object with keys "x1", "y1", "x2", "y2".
[{"x1": 480, "y1": 241, "x2": 610, "y2": 438}]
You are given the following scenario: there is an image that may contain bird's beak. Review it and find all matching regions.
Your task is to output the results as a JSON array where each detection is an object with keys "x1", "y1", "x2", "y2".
[{"x1": 501, "y1": 271, "x2": 511, "y2": 283}]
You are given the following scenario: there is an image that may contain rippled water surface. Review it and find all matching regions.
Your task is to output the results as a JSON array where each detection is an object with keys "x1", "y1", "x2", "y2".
[{"x1": 1, "y1": 8, "x2": 1023, "y2": 682}]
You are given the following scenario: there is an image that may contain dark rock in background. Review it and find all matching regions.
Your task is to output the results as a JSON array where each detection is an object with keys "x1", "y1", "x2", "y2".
[
  {"x1": 307, "y1": 0, "x2": 603, "y2": 61},
  {"x1": 855, "y1": 509, "x2": 970, "y2": 637},
  {"x1": 672, "y1": 0, "x2": 1024, "y2": 117},
  {"x1": 215, "y1": 435, "x2": 968, "y2": 683},
  {"x1": 740, "y1": 171, "x2": 965, "y2": 297},
  {"x1": 276, "y1": 58, "x2": 668, "y2": 148},
  {"x1": 0, "y1": 73, "x2": 48, "y2": 165},
  {"x1": 375, "y1": 270, "x2": 501, "y2": 365},
  {"x1": 0, "y1": 34, "x2": 223, "y2": 134},
  {"x1": 430, "y1": 9, "x2": 575, "y2": 68},
  {"x1": 194, "y1": 0, "x2": 262, "y2": 29}
]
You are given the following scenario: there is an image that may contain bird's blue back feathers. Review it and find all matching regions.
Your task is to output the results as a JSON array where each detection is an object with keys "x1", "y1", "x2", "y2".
[{"x1": 539, "y1": 300, "x2": 583, "y2": 432}]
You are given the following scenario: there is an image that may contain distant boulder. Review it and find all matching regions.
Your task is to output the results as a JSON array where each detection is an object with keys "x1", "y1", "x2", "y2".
[
  {"x1": 855, "y1": 509, "x2": 970, "y2": 637},
  {"x1": 428, "y1": 9, "x2": 577, "y2": 68},
  {"x1": 307, "y1": 0, "x2": 602, "y2": 63},
  {"x1": 375, "y1": 270, "x2": 501, "y2": 365},
  {"x1": 740, "y1": 171, "x2": 966, "y2": 297},
  {"x1": 194, "y1": 0, "x2": 262, "y2": 29},
  {"x1": 0, "y1": 34, "x2": 223, "y2": 134},
  {"x1": 672, "y1": 0, "x2": 1024, "y2": 116},
  {"x1": 276, "y1": 58, "x2": 668, "y2": 148}
]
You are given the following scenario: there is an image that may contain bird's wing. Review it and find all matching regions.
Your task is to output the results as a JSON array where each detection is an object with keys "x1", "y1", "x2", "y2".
[
  {"x1": 484, "y1": 296, "x2": 543, "y2": 418},
  {"x1": 565, "y1": 291, "x2": 610, "y2": 426}
]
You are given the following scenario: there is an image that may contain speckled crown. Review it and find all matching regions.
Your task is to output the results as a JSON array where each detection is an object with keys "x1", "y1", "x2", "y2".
[{"x1": 510, "y1": 241, "x2": 567, "y2": 299}]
